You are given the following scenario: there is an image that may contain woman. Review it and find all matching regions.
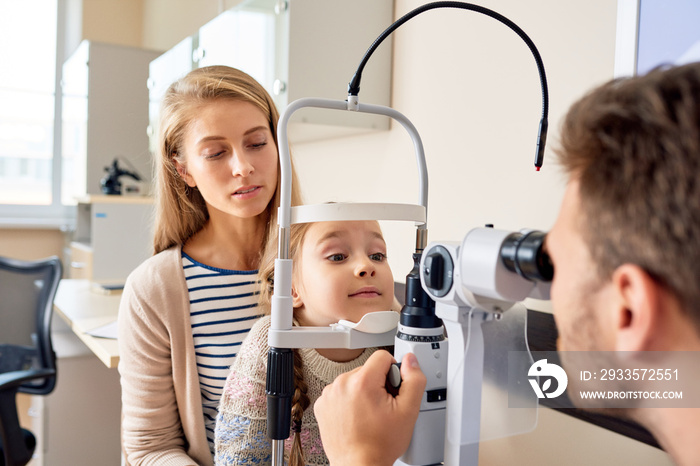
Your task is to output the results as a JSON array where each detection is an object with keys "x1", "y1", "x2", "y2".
[{"x1": 118, "y1": 65, "x2": 302, "y2": 466}]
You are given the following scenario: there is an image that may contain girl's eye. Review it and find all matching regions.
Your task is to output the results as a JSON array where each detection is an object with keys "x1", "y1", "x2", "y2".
[
  {"x1": 327, "y1": 253, "x2": 346, "y2": 262},
  {"x1": 249, "y1": 141, "x2": 267, "y2": 149},
  {"x1": 369, "y1": 252, "x2": 387, "y2": 262}
]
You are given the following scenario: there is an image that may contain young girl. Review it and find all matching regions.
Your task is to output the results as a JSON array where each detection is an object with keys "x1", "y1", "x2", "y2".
[
  {"x1": 214, "y1": 220, "x2": 397, "y2": 465},
  {"x1": 118, "y1": 66, "x2": 302, "y2": 465}
]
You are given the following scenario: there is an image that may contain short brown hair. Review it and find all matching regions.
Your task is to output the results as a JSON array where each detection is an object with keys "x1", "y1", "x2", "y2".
[{"x1": 556, "y1": 63, "x2": 700, "y2": 329}]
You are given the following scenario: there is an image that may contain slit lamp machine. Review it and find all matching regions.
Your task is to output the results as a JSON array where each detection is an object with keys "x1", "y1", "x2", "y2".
[{"x1": 265, "y1": 2, "x2": 554, "y2": 465}]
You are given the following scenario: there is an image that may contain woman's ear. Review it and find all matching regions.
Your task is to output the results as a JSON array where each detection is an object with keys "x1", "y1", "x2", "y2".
[
  {"x1": 611, "y1": 264, "x2": 662, "y2": 352},
  {"x1": 174, "y1": 157, "x2": 196, "y2": 187}
]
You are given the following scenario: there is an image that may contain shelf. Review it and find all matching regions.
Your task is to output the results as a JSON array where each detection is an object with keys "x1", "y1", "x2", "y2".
[{"x1": 75, "y1": 194, "x2": 154, "y2": 205}]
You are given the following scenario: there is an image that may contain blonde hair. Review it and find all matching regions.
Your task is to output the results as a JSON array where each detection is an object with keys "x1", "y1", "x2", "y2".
[
  {"x1": 258, "y1": 223, "x2": 312, "y2": 314},
  {"x1": 152, "y1": 65, "x2": 302, "y2": 257}
]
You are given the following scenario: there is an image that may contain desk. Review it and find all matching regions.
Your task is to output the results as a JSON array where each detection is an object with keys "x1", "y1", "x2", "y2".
[
  {"x1": 53, "y1": 278, "x2": 120, "y2": 368},
  {"x1": 22, "y1": 278, "x2": 123, "y2": 464}
]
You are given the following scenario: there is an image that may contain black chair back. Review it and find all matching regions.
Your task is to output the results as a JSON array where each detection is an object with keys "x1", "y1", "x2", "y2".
[{"x1": 0, "y1": 256, "x2": 62, "y2": 466}]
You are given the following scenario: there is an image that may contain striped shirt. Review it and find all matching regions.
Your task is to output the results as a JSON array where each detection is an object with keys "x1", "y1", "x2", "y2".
[{"x1": 182, "y1": 251, "x2": 263, "y2": 456}]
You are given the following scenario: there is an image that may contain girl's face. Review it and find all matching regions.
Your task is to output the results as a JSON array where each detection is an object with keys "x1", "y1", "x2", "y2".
[
  {"x1": 177, "y1": 99, "x2": 278, "y2": 222},
  {"x1": 292, "y1": 221, "x2": 395, "y2": 327}
]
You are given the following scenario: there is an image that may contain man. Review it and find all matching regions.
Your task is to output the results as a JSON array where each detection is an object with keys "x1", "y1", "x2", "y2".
[{"x1": 314, "y1": 62, "x2": 700, "y2": 465}]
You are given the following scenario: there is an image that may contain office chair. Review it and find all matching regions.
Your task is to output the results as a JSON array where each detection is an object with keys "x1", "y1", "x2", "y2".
[{"x1": 0, "y1": 256, "x2": 62, "y2": 466}]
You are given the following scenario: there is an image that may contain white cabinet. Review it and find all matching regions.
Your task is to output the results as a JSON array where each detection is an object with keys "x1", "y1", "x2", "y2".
[
  {"x1": 147, "y1": 36, "x2": 195, "y2": 155},
  {"x1": 61, "y1": 40, "x2": 160, "y2": 203},
  {"x1": 69, "y1": 195, "x2": 153, "y2": 288},
  {"x1": 148, "y1": 0, "x2": 393, "y2": 144}
]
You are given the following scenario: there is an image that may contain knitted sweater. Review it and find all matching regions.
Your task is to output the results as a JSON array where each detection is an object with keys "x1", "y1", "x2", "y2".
[{"x1": 214, "y1": 315, "x2": 378, "y2": 465}]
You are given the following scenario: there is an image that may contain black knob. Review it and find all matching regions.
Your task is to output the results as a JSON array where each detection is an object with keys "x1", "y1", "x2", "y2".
[
  {"x1": 423, "y1": 253, "x2": 444, "y2": 291},
  {"x1": 420, "y1": 245, "x2": 453, "y2": 298}
]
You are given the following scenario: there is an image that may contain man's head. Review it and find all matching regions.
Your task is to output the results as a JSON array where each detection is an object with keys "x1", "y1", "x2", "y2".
[{"x1": 548, "y1": 62, "x2": 700, "y2": 352}]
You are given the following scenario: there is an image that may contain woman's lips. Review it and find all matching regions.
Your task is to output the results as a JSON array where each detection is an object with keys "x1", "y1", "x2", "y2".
[{"x1": 232, "y1": 185, "x2": 261, "y2": 198}]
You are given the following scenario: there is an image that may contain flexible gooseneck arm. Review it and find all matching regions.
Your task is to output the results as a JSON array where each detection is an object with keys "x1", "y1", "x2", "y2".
[{"x1": 348, "y1": 1, "x2": 549, "y2": 170}]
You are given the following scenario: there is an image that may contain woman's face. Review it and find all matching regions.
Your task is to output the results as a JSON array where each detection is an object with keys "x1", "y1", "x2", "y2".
[
  {"x1": 292, "y1": 221, "x2": 395, "y2": 327},
  {"x1": 178, "y1": 99, "x2": 278, "y2": 222}
]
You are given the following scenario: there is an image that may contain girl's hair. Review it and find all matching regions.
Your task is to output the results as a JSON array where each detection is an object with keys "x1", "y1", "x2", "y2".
[
  {"x1": 289, "y1": 348, "x2": 310, "y2": 466},
  {"x1": 152, "y1": 65, "x2": 302, "y2": 257},
  {"x1": 258, "y1": 222, "x2": 311, "y2": 313},
  {"x1": 258, "y1": 222, "x2": 312, "y2": 466}
]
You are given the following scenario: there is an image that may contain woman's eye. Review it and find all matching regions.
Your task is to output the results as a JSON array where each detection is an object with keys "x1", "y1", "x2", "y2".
[
  {"x1": 248, "y1": 141, "x2": 267, "y2": 150},
  {"x1": 369, "y1": 253, "x2": 387, "y2": 262},
  {"x1": 204, "y1": 150, "x2": 224, "y2": 159},
  {"x1": 327, "y1": 253, "x2": 346, "y2": 262}
]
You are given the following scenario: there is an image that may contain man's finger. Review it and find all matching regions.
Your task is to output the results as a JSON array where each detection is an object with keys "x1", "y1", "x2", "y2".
[
  {"x1": 357, "y1": 349, "x2": 397, "y2": 386},
  {"x1": 396, "y1": 352, "x2": 427, "y2": 406}
]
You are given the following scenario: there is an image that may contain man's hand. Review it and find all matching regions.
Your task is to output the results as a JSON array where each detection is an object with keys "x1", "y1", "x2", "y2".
[{"x1": 315, "y1": 350, "x2": 427, "y2": 466}]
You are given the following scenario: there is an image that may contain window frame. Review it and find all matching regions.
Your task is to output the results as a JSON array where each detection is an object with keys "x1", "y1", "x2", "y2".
[{"x1": 0, "y1": 0, "x2": 74, "y2": 228}]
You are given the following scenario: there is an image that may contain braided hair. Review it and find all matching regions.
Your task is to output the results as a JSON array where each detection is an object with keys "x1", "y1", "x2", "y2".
[{"x1": 289, "y1": 349, "x2": 310, "y2": 466}]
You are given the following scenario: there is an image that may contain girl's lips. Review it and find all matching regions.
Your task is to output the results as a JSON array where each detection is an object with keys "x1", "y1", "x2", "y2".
[{"x1": 349, "y1": 287, "x2": 381, "y2": 298}]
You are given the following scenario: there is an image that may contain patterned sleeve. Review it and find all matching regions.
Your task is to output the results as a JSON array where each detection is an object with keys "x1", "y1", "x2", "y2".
[{"x1": 215, "y1": 317, "x2": 273, "y2": 465}]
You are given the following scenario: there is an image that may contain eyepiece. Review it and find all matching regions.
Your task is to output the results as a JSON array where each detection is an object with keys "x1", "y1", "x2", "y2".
[{"x1": 500, "y1": 231, "x2": 553, "y2": 282}]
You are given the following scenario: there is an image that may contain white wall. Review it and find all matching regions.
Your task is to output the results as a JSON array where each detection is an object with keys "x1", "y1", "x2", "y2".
[
  {"x1": 292, "y1": 0, "x2": 619, "y2": 285},
  {"x1": 142, "y1": 0, "x2": 242, "y2": 51}
]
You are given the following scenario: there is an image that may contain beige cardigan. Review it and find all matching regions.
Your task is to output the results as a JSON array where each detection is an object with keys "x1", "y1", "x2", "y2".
[{"x1": 118, "y1": 246, "x2": 213, "y2": 466}]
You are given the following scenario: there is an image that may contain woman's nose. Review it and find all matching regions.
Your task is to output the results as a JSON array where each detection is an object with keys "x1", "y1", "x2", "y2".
[
  {"x1": 355, "y1": 258, "x2": 376, "y2": 278},
  {"x1": 231, "y1": 150, "x2": 254, "y2": 177}
]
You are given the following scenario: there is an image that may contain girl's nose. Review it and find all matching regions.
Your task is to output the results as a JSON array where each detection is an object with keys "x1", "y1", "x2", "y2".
[{"x1": 355, "y1": 258, "x2": 376, "y2": 278}]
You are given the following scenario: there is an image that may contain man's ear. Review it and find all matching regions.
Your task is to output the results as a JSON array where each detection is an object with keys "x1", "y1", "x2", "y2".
[
  {"x1": 291, "y1": 286, "x2": 304, "y2": 309},
  {"x1": 611, "y1": 264, "x2": 662, "y2": 352}
]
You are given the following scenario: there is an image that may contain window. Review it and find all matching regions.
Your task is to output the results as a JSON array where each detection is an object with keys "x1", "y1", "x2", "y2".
[
  {"x1": 615, "y1": 0, "x2": 700, "y2": 77},
  {"x1": 0, "y1": 0, "x2": 70, "y2": 224}
]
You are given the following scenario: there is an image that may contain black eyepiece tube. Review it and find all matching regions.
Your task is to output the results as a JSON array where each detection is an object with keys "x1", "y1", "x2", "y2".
[
  {"x1": 266, "y1": 347, "x2": 294, "y2": 440},
  {"x1": 400, "y1": 253, "x2": 440, "y2": 329},
  {"x1": 500, "y1": 231, "x2": 553, "y2": 282}
]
